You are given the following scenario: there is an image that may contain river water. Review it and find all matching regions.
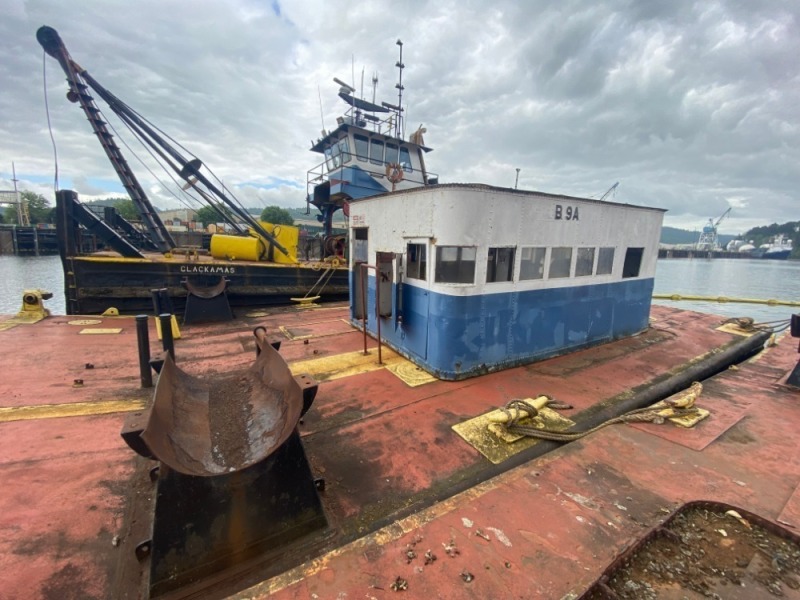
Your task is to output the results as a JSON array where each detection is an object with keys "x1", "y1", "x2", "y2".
[{"x1": 0, "y1": 254, "x2": 798, "y2": 324}]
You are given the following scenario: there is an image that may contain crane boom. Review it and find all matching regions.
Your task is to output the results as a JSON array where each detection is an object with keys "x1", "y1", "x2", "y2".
[
  {"x1": 37, "y1": 26, "x2": 289, "y2": 257},
  {"x1": 599, "y1": 182, "x2": 619, "y2": 201},
  {"x1": 37, "y1": 26, "x2": 176, "y2": 252}
]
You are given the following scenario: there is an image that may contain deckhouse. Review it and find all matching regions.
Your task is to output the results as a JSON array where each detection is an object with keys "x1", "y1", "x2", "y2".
[{"x1": 349, "y1": 185, "x2": 665, "y2": 380}]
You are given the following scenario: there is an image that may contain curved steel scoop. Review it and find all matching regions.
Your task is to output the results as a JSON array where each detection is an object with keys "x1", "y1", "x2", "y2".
[{"x1": 141, "y1": 342, "x2": 303, "y2": 476}]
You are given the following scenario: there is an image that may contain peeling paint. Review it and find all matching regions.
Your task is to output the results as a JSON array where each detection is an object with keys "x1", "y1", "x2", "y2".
[{"x1": 487, "y1": 527, "x2": 512, "y2": 547}]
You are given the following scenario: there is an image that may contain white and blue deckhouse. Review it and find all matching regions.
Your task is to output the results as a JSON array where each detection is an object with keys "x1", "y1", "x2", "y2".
[{"x1": 349, "y1": 184, "x2": 665, "y2": 380}]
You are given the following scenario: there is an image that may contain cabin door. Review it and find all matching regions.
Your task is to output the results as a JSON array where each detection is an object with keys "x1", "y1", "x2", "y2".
[{"x1": 400, "y1": 238, "x2": 430, "y2": 359}]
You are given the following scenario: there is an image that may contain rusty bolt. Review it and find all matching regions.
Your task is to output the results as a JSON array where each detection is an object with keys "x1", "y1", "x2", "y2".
[
  {"x1": 73, "y1": 379, "x2": 84, "y2": 387},
  {"x1": 390, "y1": 576, "x2": 408, "y2": 592},
  {"x1": 85, "y1": 363, "x2": 94, "y2": 369},
  {"x1": 461, "y1": 571, "x2": 474, "y2": 583}
]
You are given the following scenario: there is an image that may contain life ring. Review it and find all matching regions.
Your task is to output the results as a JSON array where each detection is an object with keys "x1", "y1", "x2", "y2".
[
  {"x1": 385, "y1": 162, "x2": 404, "y2": 184},
  {"x1": 329, "y1": 257, "x2": 341, "y2": 268}
]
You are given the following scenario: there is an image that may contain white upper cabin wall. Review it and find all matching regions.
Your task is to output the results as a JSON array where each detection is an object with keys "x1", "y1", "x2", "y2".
[{"x1": 351, "y1": 186, "x2": 664, "y2": 297}]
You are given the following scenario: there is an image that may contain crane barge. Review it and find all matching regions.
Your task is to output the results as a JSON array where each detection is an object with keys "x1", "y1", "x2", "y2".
[{"x1": 37, "y1": 26, "x2": 363, "y2": 316}]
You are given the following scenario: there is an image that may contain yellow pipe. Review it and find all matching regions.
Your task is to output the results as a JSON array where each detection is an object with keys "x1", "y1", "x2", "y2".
[{"x1": 653, "y1": 294, "x2": 800, "y2": 307}]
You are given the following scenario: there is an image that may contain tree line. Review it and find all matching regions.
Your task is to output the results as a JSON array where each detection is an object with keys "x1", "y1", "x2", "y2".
[{"x1": 1, "y1": 192, "x2": 295, "y2": 228}]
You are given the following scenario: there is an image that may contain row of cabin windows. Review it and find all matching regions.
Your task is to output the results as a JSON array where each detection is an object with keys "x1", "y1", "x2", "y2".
[
  {"x1": 405, "y1": 244, "x2": 644, "y2": 284},
  {"x1": 353, "y1": 134, "x2": 413, "y2": 171}
]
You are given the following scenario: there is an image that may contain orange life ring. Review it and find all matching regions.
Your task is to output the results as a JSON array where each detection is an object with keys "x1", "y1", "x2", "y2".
[{"x1": 385, "y1": 162, "x2": 404, "y2": 184}]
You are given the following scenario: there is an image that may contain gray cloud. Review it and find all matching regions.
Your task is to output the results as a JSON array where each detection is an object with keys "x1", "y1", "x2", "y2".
[{"x1": 0, "y1": 0, "x2": 796, "y2": 234}]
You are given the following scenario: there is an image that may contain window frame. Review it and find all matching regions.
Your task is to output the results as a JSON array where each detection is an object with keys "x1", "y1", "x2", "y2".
[
  {"x1": 369, "y1": 138, "x2": 385, "y2": 165},
  {"x1": 596, "y1": 247, "x2": 615, "y2": 275},
  {"x1": 353, "y1": 134, "x2": 369, "y2": 162},
  {"x1": 575, "y1": 247, "x2": 596, "y2": 277},
  {"x1": 519, "y1": 246, "x2": 547, "y2": 281},
  {"x1": 406, "y1": 242, "x2": 427, "y2": 281},
  {"x1": 486, "y1": 246, "x2": 516, "y2": 283},
  {"x1": 622, "y1": 247, "x2": 644, "y2": 279},
  {"x1": 548, "y1": 247, "x2": 573, "y2": 279},
  {"x1": 434, "y1": 245, "x2": 477, "y2": 284}
]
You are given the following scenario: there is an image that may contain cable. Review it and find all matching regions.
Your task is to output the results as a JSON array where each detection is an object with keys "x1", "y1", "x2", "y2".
[{"x1": 42, "y1": 49, "x2": 59, "y2": 192}]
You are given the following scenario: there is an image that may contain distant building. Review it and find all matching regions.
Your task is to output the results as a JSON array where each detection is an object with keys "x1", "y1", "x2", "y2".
[{"x1": 160, "y1": 208, "x2": 199, "y2": 232}]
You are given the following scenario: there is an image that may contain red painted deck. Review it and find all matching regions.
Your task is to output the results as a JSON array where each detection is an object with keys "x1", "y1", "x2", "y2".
[{"x1": 0, "y1": 303, "x2": 798, "y2": 599}]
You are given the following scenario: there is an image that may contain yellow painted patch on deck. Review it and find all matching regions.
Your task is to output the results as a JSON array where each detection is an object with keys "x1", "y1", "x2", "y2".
[
  {"x1": 280, "y1": 325, "x2": 312, "y2": 341},
  {"x1": 716, "y1": 322, "x2": 756, "y2": 337},
  {"x1": 68, "y1": 319, "x2": 102, "y2": 325},
  {"x1": 154, "y1": 314, "x2": 181, "y2": 340},
  {"x1": 288, "y1": 345, "x2": 439, "y2": 386},
  {"x1": 79, "y1": 328, "x2": 124, "y2": 335},
  {"x1": 0, "y1": 312, "x2": 51, "y2": 331},
  {"x1": 289, "y1": 347, "x2": 404, "y2": 382},
  {"x1": 385, "y1": 360, "x2": 438, "y2": 387},
  {"x1": 280, "y1": 319, "x2": 353, "y2": 341},
  {"x1": 669, "y1": 407, "x2": 710, "y2": 427},
  {"x1": 0, "y1": 399, "x2": 147, "y2": 423},
  {"x1": 452, "y1": 406, "x2": 575, "y2": 465}
]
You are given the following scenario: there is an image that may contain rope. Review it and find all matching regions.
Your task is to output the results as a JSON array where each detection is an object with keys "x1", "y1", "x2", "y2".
[
  {"x1": 721, "y1": 316, "x2": 791, "y2": 334},
  {"x1": 300, "y1": 264, "x2": 337, "y2": 300},
  {"x1": 498, "y1": 393, "x2": 701, "y2": 443},
  {"x1": 42, "y1": 49, "x2": 59, "y2": 192}
]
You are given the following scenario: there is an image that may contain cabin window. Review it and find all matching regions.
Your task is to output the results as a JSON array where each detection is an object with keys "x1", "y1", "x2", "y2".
[
  {"x1": 353, "y1": 227, "x2": 369, "y2": 263},
  {"x1": 622, "y1": 247, "x2": 644, "y2": 278},
  {"x1": 399, "y1": 147, "x2": 412, "y2": 172},
  {"x1": 324, "y1": 147, "x2": 333, "y2": 171},
  {"x1": 486, "y1": 247, "x2": 515, "y2": 283},
  {"x1": 435, "y1": 246, "x2": 476, "y2": 284},
  {"x1": 406, "y1": 243, "x2": 427, "y2": 280},
  {"x1": 370, "y1": 139, "x2": 384, "y2": 165},
  {"x1": 519, "y1": 247, "x2": 546, "y2": 280},
  {"x1": 339, "y1": 138, "x2": 351, "y2": 164},
  {"x1": 548, "y1": 247, "x2": 572, "y2": 279},
  {"x1": 354, "y1": 134, "x2": 369, "y2": 161},
  {"x1": 575, "y1": 247, "x2": 595, "y2": 277},
  {"x1": 596, "y1": 247, "x2": 614, "y2": 275},
  {"x1": 385, "y1": 143, "x2": 399, "y2": 165},
  {"x1": 330, "y1": 142, "x2": 341, "y2": 168}
]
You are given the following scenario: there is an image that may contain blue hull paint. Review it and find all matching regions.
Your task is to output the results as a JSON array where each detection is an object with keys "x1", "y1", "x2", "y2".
[
  {"x1": 351, "y1": 277, "x2": 655, "y2": 380},
  {"x1": 331, "y1": 165, "x2": 387, "y2": 199}
]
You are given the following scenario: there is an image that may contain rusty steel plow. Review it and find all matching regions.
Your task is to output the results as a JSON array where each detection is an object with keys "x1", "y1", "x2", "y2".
[{"x1": 121, "y1": 327, "x2": 326, "y2": 597}]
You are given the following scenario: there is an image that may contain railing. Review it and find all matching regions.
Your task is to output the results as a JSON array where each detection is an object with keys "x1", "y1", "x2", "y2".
[{"x1": 306, "y1": 152, "x2": 437, "y2": 200}]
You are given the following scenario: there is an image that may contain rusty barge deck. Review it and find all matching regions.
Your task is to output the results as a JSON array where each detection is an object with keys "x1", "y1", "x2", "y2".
[{"x1": 0, "y1": 303, "x2": 798, "y2": 599}]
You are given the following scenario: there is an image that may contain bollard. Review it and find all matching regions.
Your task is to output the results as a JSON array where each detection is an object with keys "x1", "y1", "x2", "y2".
[
  {"x1": 136, "y1": 315, "x2": 153, "y2": 388},
  {"x1": 159, "y1": 313, "x2": 175, "y2": 359}
]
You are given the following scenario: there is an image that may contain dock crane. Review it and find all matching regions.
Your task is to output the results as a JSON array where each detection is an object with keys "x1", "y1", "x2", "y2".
[
  {"x1": 598, "y1": 182, "x2": 619, "y2": 201},
  {"x1": 696, "y1": 207, "x2": 732, "y2": 251}
]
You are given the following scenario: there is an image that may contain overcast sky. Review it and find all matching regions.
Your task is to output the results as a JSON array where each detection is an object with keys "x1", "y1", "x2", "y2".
[{"x1": 1, "y1": 0, "x2": 797, "y2": 234}]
